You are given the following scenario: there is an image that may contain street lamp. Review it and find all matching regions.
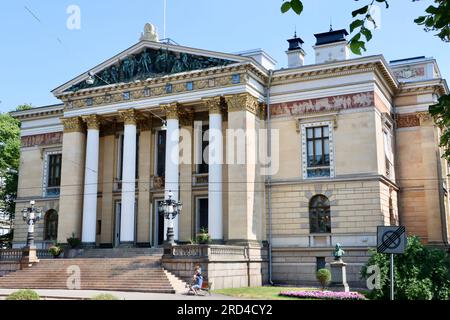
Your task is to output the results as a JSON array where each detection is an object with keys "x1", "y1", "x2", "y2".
[
  {"x1": 21, "y1": 200, "x2": 42, "y2": 249},
  {"x1": 159, "y1": 190, "x2": 182, "y2": 245}
]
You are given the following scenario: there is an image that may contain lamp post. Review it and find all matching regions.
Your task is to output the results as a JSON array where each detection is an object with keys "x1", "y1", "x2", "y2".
[
  {"x1": 21, "y1": 200, "x2": 42, "y2": 266},
  {"x1": 159, "y1": 190, "x2": 182, "y2": 246}
]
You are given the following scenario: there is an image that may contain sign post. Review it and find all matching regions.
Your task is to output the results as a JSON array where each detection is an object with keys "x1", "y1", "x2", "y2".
[{"x1": 377, "y1": 226, "x2": 407, "y2": 301}]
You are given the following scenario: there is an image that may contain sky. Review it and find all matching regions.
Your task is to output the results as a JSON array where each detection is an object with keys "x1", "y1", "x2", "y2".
[{"x1": 0, "y1": 0, "x2": 448, "y2": 113}]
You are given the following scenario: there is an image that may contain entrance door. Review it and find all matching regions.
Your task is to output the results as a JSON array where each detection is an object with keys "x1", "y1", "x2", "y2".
[
  {"x1": 114, "y1": 201, "x2": 121, "y2": 247},
  {"x1": 196, "y1": 198, "x2": 208, "y2": 234},
  {"x1": 154, "y1": 200, "x2": 165, "y2": 246}
]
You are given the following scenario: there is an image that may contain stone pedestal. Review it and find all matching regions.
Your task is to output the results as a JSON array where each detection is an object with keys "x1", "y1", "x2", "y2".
[
  {"x1": 329, "y1": 260, "x2": 349, "y2": 292},
  {"x1": 20, "y1": 247, "x2": 39, "y2": 269}
]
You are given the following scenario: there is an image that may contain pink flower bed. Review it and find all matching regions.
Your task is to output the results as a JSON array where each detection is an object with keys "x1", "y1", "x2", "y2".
[{"x1": 279, "y1": 290, "x2": 366, "y2": 300}]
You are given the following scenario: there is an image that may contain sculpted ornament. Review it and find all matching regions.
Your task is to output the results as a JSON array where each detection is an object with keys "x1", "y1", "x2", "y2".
[
  {"x1": 82, "y1": 115, "x2": 101, "y2": 130},
  {"x1": 225, "y1": 93, "x2": 259, "y2": 114},
  {"x1": 61, "y1": 117, "x2": 84, "y2": 133},
  {"x1": 119, "y1": 109, "x2": 139, "y2": 125}
]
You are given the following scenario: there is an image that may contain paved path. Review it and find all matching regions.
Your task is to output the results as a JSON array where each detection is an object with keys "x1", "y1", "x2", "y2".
[{"x1": 0, "y1": 289, "x2": 241, "y2": 300}]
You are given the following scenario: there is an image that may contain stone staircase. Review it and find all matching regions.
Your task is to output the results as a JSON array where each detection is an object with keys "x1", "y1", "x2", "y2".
[{"x1": 0, "y1": 249, "x2": 186, "y2": 293}]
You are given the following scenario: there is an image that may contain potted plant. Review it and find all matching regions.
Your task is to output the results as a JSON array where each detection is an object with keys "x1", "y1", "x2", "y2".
[
  {"x1": 196, "y1": 228, "x2": 211, "y2": 245},
  {"x1": 65, "y1": 232, "x2": 82, "y2": 258},
  {"x1": 48, "y1": 244, "x2": 63, "y2": 258}
]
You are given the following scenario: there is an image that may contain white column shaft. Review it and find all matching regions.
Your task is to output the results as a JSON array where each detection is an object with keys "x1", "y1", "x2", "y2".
[
  {"x1": 164, "y1": 119, "x2": 179, "y2": 240},
  {"x1": 82, "y1": 128, "x2": 99, "y2": 243},
  {"x1": 120, "y1": 124, "x2": 136, "y2": 243},
  {"x1": 208, "y1": 113, "x2": 223, "y2": 240}
]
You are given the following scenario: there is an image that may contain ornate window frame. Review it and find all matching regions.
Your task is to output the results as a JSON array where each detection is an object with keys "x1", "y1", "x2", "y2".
[
  {"x1": 42, "y1": 149, "x2": 62, "y2": 197},
  {"x1": 301, "y1": 121, "x2": 335, "y2": 179}
]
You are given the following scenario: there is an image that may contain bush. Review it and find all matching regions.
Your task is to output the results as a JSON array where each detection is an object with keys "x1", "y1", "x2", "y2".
[
  {"x1": 67, "y1": 232, "x2": 82, "y2": 249},
  {"x1": 196, "y1": 228, "x2": 211, "y2": 244},
  {"x1": 361, "y1": 236, "x2": 450, "y2": 300},
  {"x1": 6, "y1": 289, "x2": 40, "y2": 300},
  {"x1": 91, "y1": 293, "x2": 119, "y2": 300},
  {"x1": 48, "y1": 245, "x2": 63, "y2": 257},
  {"x1": 316, "y1": 268, "x2": 331, "y2": 290}
]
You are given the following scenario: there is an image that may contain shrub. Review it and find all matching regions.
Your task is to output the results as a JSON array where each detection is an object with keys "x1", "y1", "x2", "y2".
[
  {"x1": 48, "y1": 245, "x2": 63, "y2": 257},
  {"x1": 91, "y1": 293, "x2": 119, "y2": 300},
  {"x1": 196, "y1": 228, "x2": 211, "y2": 244},
  {"x1": 316, "y1": 268, "x2": 331, "y2": 290},
  {"x1": 67, "y1": 232, "x2": 82, "y2": 249},
  {"x1": 6, "y1": 289, "x2": 40, "y2": 300},
  {"x1": 361, "y1": 236, "x2": 450, "y2": 300}
]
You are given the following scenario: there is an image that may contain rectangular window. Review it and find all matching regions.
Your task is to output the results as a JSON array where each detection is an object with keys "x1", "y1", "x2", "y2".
[
  {"x1": 156, "y1": 130, "x2": 166, "y2": 177},
  {"x1": 316, "y1": 257, "x2": 326, "y2": 271},
  {"x1": 186, "y1": 82, "x2": 193, "y2": 91},
  {"x1": 115, "y1": 133, "x2": 139, "y2": 189},
  {"x1": 122, "y1": 91, "x2": 130, "y2": 100},
  {"x1": 306, "y1": 126, "x2": 330, "y2": 178},
  {"x1": 166, "y1": 84, "x2": 173, "y2": 94},
  {"x1": 196, "y1": 198, "x2": 209, "y2": 234},
  {"x1": 231, "y1": 74, "x2": 241, "y2": 84},
  {"x1": 47, "y1": 154, "x2": 62, "y2": 196},
  {"x1": 198, "y1": 124, "x2": 209, "y2": 174}
]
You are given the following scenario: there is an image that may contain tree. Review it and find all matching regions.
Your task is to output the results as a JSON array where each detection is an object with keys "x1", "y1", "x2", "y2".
[
  {"x1": 281, "y1": 0, "x2": 450, "y2": 162},
  {"x1": 361, "y1": 236, "x2": 450, "y2": 300},
  {"x1": 0, "y1": 104, "x2": 31, "y2": 246}
]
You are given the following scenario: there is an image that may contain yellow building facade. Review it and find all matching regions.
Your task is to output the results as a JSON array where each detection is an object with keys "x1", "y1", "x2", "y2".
[{"x1": 11, "y1": 26, "x2": 449, "y2": 286}]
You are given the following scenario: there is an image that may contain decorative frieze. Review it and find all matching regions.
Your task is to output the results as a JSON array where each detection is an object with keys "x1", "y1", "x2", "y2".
[
  {"x1": 61, "y1": 117, "x2": 84, "y2": 133},
  {"x1": 82, "y1": 114, "x2": 101, "y2": 130},
  {"x1": 225, "y1": 93, "x2": 259, "y2": 114},
  {"x1": 119, "y1": 109, "x2": 138, "y2": 125},
  {"x1": 270, "y1": 91, "x2": 375, "y2": 119},
  {"x1": 21, "y1": 132, "x2": 63, "y2": 148},
  {"x1": 417, "y1": 112, "x2": 433, "y2": 125},
  {"x1": 396, "y1": 114, "x2": 420, "y2": 128}
]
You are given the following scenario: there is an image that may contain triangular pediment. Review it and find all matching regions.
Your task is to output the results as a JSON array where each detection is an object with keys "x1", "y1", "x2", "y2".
[{"x1": 54, "y1": 41, "x2": 247, "y2": 94}]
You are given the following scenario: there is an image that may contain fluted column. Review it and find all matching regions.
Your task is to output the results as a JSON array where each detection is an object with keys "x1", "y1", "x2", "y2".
[
  {"x1": 119, "y1": 109, "x2": 138, "y2": 244},
  {"x1": 162, "y1": 103, "x2": 180, "y2": 241},
  {"x1": 80, "y1": 115, "x2": 101, "y2": 245},
  {"x1": 204, "y1": 97, "x2": 224, "y2": 241}
]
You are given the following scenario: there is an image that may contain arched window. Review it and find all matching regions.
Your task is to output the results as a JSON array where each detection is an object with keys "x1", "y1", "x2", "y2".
[
  {"x1": 309, "y1": 195, "x2": 331, "y2": 233},
  {"x1": 44, "y1": 210, "x2": 58, "y2": 241}
]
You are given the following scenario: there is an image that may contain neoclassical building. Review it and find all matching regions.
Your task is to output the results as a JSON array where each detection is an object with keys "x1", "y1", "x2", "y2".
[{"x1": 11, "y1": 25, "x2": 449, "y2": 285}]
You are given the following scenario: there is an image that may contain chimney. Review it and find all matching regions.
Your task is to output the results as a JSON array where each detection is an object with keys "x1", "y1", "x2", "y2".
[
  {"x1": 286, "y1": 32, "x2": 305, "y2": 68},
  {"x1": 313, "y1": 28, "x2": 350, "y2": 64}
]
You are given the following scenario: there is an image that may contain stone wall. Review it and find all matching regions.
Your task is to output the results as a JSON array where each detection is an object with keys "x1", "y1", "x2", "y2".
[{"x1": 161, "y1": 244, "x2": 268, "y2": 290}]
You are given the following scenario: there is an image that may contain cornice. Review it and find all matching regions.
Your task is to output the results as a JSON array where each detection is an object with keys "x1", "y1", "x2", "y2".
[{"x1": 11, "y1": 105, "x2": 64, "y2": 121}]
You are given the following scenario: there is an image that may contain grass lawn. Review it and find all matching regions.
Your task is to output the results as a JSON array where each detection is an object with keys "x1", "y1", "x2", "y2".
[{"x1": 212, "y1": 286, "x2": 317, "y2": 300}]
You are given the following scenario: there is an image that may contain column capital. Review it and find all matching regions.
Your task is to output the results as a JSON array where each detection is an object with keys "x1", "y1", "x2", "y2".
[
  {"x1": 138, "y1": 116, "x2": 153, "y2": 131},
  {"x1": 161, "y1": 102, "x2": 181, "y2": 120},
  {"x1": 224, "y1": 93, "x2": 259, "y2": 114},
  {"x1": 203, "y1": 96, "x2": 225, "y2": 115},
  {"x1": 61, "y1": 117, "x2": 84, "y2": 133},
  {"x1": 417, "y1": 111, "x2": 433, "y2": 125},
  {"x1": 119, "y1": 109, "x2": 138, "y2": 126},
  {"x1": 82, "y1": 114, "x2": 102, "y2": 130},
  {"x1": 179, "y1": 108, "x2": 194, "y2": 127}
]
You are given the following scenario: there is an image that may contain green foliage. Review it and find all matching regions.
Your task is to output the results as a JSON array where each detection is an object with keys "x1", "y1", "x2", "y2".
[
  {"x1": 67, "y1": 232, "x2": 82, "y2": 249},
  {"x1": 415, "y1": 0, "x2": 450, "y2": 42},
  {"x1": 91, "y1": 293, "x2": 119, "y2": 300},
  {"x1": 430, "y1": 95, "x2": 450, "y2": 161},
  {"x1": 280, "y1": 0, "x2": 449, "y2": 53},
  {"x1": 316, "y1": 268, "x2": 331, "y2": 290},
  {"x1": 196, "y1": 227, "x2": 211, "y2": 244},
  {"x1": 6, "y1": 289, "x2": 40, "y2": 300},
  {"x1": 361, "y1": 236, "x2": 450, "y2": 300},
  {"x1": 48, "y1": 245, "x2": 63, "y2": 257}
]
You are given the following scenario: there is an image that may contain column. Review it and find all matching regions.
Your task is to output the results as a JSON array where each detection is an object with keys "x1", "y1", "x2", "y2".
[
  {"x1": 162, "y1": 103, "x2": 180, "y2": 241},
  {"x1": 81, "y1": 115, "x2": 101, "y2": 245},
  {"x1": 179, "y1": 109, "x2": 194, "y2": 241},
  {"x1": 119, "y1": 109, "x2": 138, "y2": 244},
  {"x1": 224, "y1": 93, "x2": 265, "y2": 244},
  {"x1": 205, "y1": 97, "x2": 224, "y2": 241},
  {"x1": 137, "y1": 117, "x2": 153, "y2": 245},
  {"x1": 57, "y1": 117, "x2": 85, "y2": 242}
]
